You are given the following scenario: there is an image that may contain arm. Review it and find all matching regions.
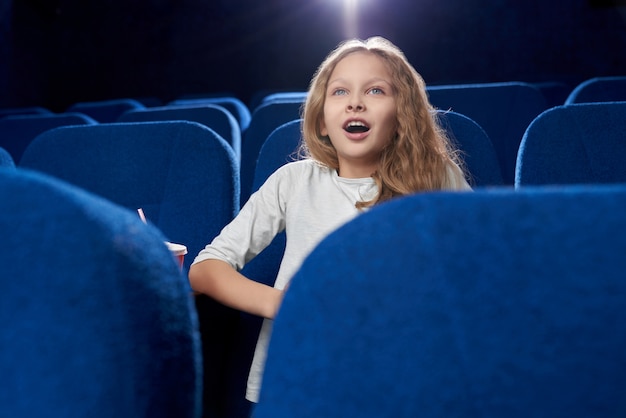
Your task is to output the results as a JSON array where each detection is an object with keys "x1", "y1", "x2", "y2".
[{"x1": 189, "y1": 258, "x2": 284, "y2": 319}]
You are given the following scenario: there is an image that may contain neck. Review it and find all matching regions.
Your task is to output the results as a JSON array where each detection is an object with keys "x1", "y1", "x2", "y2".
[{"x1": 337, "y1": 165, "x2": 376, "y2": 179}]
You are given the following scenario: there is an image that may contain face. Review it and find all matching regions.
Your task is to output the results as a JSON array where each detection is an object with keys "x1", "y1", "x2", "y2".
[{"x1": 320, "y1": 51, "x2": 397, "y2": 178}]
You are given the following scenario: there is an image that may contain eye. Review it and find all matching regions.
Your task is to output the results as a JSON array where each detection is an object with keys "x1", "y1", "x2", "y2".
[
  {"x1": 368, "y1": 87, "x2": 385, "y2": 95},
  {"x1": 331, "y1": 88, "x2": 348, "y2": 96}
]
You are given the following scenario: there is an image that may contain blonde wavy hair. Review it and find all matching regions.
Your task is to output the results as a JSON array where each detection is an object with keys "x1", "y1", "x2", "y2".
[{"x1": 300, "y1": 36, "x2": 467, "y2": 209}]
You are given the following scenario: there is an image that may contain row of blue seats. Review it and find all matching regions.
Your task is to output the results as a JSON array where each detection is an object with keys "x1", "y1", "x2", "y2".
[
  {"x1": 241, "y1": 76, "x2": 626, "y2": 190},
  {"x1": 2, "y1": 97, "x2": 625, "y2": 198},
  {"x1": 2, "y1": 75, "x2": 622, "y2": 123},
  {"x1": 1, "y1": 76, "x2": 625, "y2": 197},
  {"x1": 0, "y1": 121, "x2": 241, "y2": 418},
  {"x1": 1, "y1": 97, "x2": 625, "y2": 417},
  {"x1": 2, "y1": 76, "x2": 625, "y2": 409},
  {"x1": 2, "y1": 164, "x2": 625, "y2": 417}
]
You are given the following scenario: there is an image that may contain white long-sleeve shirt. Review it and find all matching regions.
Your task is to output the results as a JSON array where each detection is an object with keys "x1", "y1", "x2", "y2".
[{"x1": 192, "y1": 158, "x2": 471, "y2": 402}]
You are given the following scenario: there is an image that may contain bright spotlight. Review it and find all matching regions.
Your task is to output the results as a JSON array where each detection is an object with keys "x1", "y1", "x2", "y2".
[{"x1": 344, "y1": 0, "x2": 359, "y2": 38}]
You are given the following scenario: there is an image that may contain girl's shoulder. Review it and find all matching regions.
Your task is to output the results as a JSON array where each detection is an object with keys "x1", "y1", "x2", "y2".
[
  {"x1": 258, "y1": 159, "x2": 336, "y2": 197},
  {"x1": 271, "y1": 158, "x2": 332, "y2": 179}
]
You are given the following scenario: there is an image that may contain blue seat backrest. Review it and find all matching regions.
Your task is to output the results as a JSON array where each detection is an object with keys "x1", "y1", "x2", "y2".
[
  {"x1": 0, "y1": 168, "x2": 202, "y2": 418},
  {"x1": 427, "y1": 82, "x2": 548, "y2": 185},
  {"x1": 0, "y1": 112, "x2": 97, "y2": 163},
  {"x1": 240, "y1": 100, "x2": 304, "y2": 205},
  {"x1": 0, "y1": 146, "x2": 15, "y2": 168},
  {"x1": 169, "y1": 96, "x2": 251, "y2": 132},
  {"x1": 244, "y1": 110, "x2": 500, "y2": 294},
  {"x1": 19, "y1": 121, "x2": 241, "y2": 418},
  {"x1": 19, "y1": 120, "x2": 239, "y2": 271},
  {"x1": 231, "y1": 112, "x2": 498, "y2": 418},
  {"x1": 118, "y1": 104, "x2": 241, "y2": 160},
  {"x1": 515, "y1": 102, "x2": 626, "y2": 186},
  {"x1": 66, "y1": 98, "x2": 146, "y2": 123},
  {"x1": 260, "y1": 91, "x2": 308, "y2": 105},
  {"x1": 436, "y1": 110, "x2": 503, "y2": 186},
  {"x1": 256, "y1": 185, "x2": 626, "y2": 418},
  {"x1": 565, "y1": 76, "x2": 626, "y2": 104}
]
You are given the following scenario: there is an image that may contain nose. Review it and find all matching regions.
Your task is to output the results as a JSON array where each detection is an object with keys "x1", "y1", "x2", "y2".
[{"x1": 347, "y1": 97, "x2": 365, "y2": 112}]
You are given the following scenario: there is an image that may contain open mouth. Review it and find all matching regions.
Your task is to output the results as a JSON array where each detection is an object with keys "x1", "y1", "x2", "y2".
[{"x1": 344, "y1": 120, "x2": 370, "y2": 134}]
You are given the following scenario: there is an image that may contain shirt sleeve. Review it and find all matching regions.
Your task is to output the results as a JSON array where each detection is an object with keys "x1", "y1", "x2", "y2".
[{"x1": 192, "y1": 164, "x2": 294, "y2": 270}]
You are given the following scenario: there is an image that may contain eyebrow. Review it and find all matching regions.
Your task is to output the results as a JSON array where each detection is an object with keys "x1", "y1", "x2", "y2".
[{"x1": 328, "y1": 77, "x2": 392, "y2": 87}]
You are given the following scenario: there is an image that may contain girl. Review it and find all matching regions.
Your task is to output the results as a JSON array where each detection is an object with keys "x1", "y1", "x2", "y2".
[{"x1": 189, "y1": 36, "x2": 471, "y2": 404}]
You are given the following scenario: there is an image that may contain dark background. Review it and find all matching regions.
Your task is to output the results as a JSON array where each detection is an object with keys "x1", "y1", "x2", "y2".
[{"x1": 1, "y1": 0, "x2": 625, "y2": 112}]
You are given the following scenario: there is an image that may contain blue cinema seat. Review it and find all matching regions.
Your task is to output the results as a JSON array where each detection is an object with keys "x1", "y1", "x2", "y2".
[
  {"x1": 427, "y1": 81, "x2": 548, "y2": 185},
  {"x1": 0, "y1": 112, "x2": 97, "y2": 163},
  {"x1": 169, "y1": 96, "x2": 252, "y2": 132},
  {"x1": 0, "y1": 146, "x2": 15, "y2": 168},
  {"x1": 19, "y1": 120, "x2": 239, "y2": 269},
  {"x1": 66, "y1": 98, "x2": 146, "y2": 123},
  {"x1": 19, "y1": 120, "x2": 243, "y2": 418},
  {"x1": 437, "y1": 110, "x2": 503, "y2": 187},
  {"x1": 226, "y1": 110, "x2": 501, "y2": 418},
  {"x1": 242, "y1": 111, "x2": 500, "y2": 292},
  {"x1": 0, "y1": 168, "x2": 202, "y2": 418},
  {"x1": 515, "y1": 102, "x2": 626, "y2": 186},
  {"x1": 242, "y1": 108, "x2": 502, "y2": 293},
  {"x1": 239, "y1": 99, "x2": 304, "y2": 205},
  {"x1": 259, "y1": 91, "x2": 308, "y2": 105},
  {"x1": 251, "y1": 120, "x2": 303, "y2": 192},
  {"x1": 565, "y1": 76, "x2": 626, "y2": 104},
  {"x1": 256, "y1": 185, "x2": 626, "y2": 418},
  {"x1": 118, "y1": 104, "x2": 241, "y2": 160}
]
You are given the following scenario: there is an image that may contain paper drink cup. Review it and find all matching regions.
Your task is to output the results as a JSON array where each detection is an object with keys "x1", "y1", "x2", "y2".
[{"x1": 165, "y1": 241, "x2": 187, "y2": 269}]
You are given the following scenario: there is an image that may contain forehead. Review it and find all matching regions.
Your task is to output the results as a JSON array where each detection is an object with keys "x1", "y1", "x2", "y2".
[{"x1": 329, "y1": 51, "x2": 392, "y2": 81}]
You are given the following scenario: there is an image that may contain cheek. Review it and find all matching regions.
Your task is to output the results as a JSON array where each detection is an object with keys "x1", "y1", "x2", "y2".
[{"x1": 384, "y1": 111, "x2": 398, "y2": 137}]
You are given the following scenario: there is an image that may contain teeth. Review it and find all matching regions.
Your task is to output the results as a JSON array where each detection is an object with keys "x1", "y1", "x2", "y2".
[{"x1": 344, "y1": 120, "x2": 370, "y2": 133}]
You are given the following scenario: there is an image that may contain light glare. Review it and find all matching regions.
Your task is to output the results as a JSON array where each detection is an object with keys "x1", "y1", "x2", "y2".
[{"x1": 344, "y1": 0, "x2": 359, "y2": 38}]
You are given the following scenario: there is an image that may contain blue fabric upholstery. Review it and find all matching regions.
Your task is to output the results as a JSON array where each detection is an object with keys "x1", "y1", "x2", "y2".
[
  {"x1": 118, "y1": 104, "x2": 241, "y2": 160},
  {"x1": 565, "y1": 76, "x2": 626, "y2": 104},
  {"x1": 251, "y1": 119, "x2": 302, "y2": 192},
  {"x1": 515, "y1": 103, "x2": 626, "y2": 186},
  {"x1": 19, "y1": 120, "x2": 239, "y2": 271},
  {"x1": 19, "y1": 120, "x2": 242, "y2": 418},
  {"x1": 0, "y1": 112, "x2": 97, "y2": 163},
  {"x1": 437, "y1": 110, "x2": 503, "y2": 186},
  {"x1": 169, "y1": 97, "x2": 252, "y2": 132},
  {"x1": 427, "y1": 82, "x2": 548, "y2": 185},
  {"x1": 0, "y1": 146, "x2": 15, "y2": 168},
  {"x1": 0, "y1": 168, "x2": 202, "y2": 418},
  {"x1": 240, "y1": 100, "x2": 304, "y2": 205},
  {"x1": 66, "y1": 98, "x2": 146, "y2": 123},
  {"x1": 232, "y1": 112, "x2": 498, "y2": 418},
  {"x1": 259, "y1": 92, "x2": 307, "y2": 106},
  {"x1": 256, "y1": 185, "x2": 626, "y2": 418},
  {"x1": 247, "y1": 89, "x2": 302, "y2": 113}
]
